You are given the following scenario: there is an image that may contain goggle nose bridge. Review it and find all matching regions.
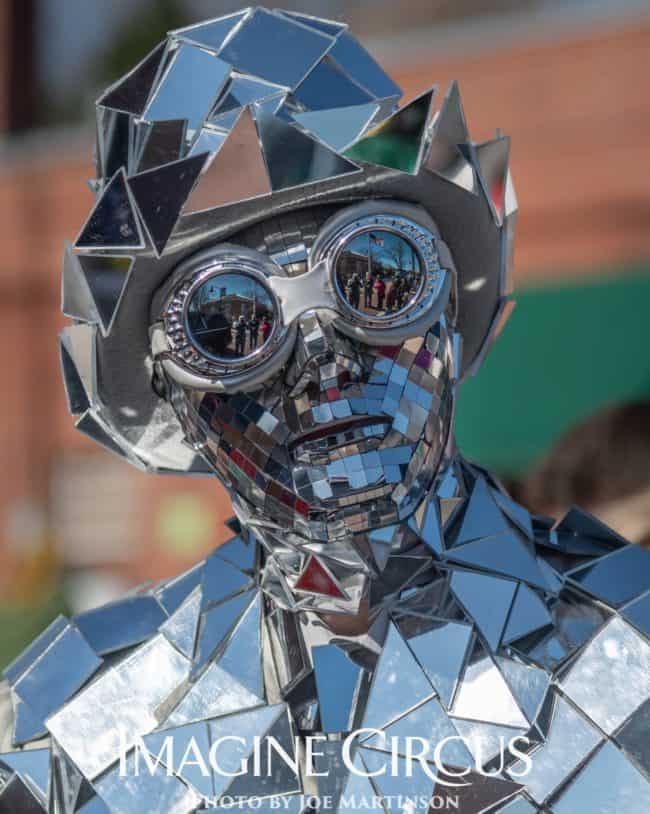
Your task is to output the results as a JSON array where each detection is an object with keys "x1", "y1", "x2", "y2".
[{"x1": 268, "y1": 259, "x2": 340, "y2": 326}]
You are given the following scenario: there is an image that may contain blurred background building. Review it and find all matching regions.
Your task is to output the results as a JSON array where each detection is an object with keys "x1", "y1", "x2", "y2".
[{"x1": 0, "y1": 0, "x2": 649, "y2": 667}]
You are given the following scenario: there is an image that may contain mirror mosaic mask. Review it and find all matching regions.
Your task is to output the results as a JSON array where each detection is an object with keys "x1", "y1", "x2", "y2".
[
  {"x1": 151, "y1": 201, "x2": 458, "y2": 539},
  {"x1": 3, "y1": 9, "x2": 650, "y2": 814}
]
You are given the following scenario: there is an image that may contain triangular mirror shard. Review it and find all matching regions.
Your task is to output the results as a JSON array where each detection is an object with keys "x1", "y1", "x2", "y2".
[
  {"x1": 454, "y1": 476, "x2": 510, "y2": 544},
  {"x1": 143, "y1": 45, "x2": 230, "y2": 138},
  {"x1": 293, "y1": 58, "x2": 374, "y2": 111},
  {"x1": 313, "y1": 644, "x2": 364, "y2": 733},
  {"x1": 62, "y1": 242, "x2": 98, "y2": 324},
  {"x1": 502, "y1": 584, "x2": 553, "y2": 645},
  {"x1": 496, "y1": 656, "x2": 550, "y2": 724},
  {"x1": 96, "y1": 108, "x2": 131, "y2": 179},
  {"x1": 434, "y1": 80, "x2": 469, "y2": 146},
  {"x1": 450, "y1": 569, "x2": 517, "y2": 651},
  {"x1": 60, "y1": 324, "x2": 97, "y2": 409},
  {"x1": 219, "y1": 8, "x2": 333, "y2": 90},
  {"x1": 343, "y1": 88, "x2": 434, "y2": 174},
  {"x1": 447, "y1": 531, "x2": 549, "y2": 591},
  {"x1": 98, "y1": 41, "x2": 166, "y2": 115},
  {"x1": 424, "y1": 80, "x2": 477, "y2": 194},
  {"x1": 214, "y1": 75, "x2": 284, "y2": 116},
  {"x1": 292, "y1": 102, "x2": 378, "y2": 152},
  {"x1": 173, "y1": 10, "x2": 249, "y2": 52},
  {"x1": 294, "y1": 556, "x2": 345, "y2": 598},
  {"x1": 366, "y1": 528, "x2": 393, "y2": 571},
  {"x1": 160, "y1": 589, "x2": 201, "y2": 659},
  {"x1": 328, "y1": 31, "x2": 402, "y2": 101},
  {"x1": 412, "y1": 495, "x2": 445, "y2": 556},
  {"x1": 406, "y1": 619, "x2": 473, "y2": 709},
  {"x1": 217, "y1": 592, "x2": 264, "y2": 698},
  {"x1": 183, "y1": 109, "x2": 271, "y2": 213},
  {"x1": 128, "y1": 152, "x2": 209, "y2": 255},
  {"x1": 451, "y1": 641, "x2": 529, "y2": 729},
  {"x1": 360, "y1": 623, "x2": 434, "y2": 731},
  {"x1": 475, "y1": 136, "x2": 510, "y2": 225},
  {"x1": 188, "y1": 127, "x2": 227, "y2": 159},
  {"x1": 156, "y1": 562, "x2": 204, "y2": 615},
  {"x1": 75, "y1": 170, "x2": 144, "y2": 250},
  {"x1": 558, "y1": 505, "x2": 628, "y2": 544},
  {"x1": 137, "y1": 119, "x2": 187, "y2": 172},
  {"x1": 200, "y1": 550, "x2": 252, "y2": 611},
  {"x1": 0, "y1": 747, "x2": 51, "y2": 800},
  {"x1": 77, "y1": 255, "x2": 134, "y2": 337},
  {"x1": 254, "y1": 104, "x2": 360, "y2": 191},
  {"x1": 215, "y1": 535, "x2": 257, "y2": 573},
  {"x1": 60, "y1": 340, "x2": 90, "y2": 415},
  {"x1": 491, "y1": 488, "x2": 534, "y2": 539},
  {"x1": 192, "y1": 590, "x2": 254, "y2": 676}
]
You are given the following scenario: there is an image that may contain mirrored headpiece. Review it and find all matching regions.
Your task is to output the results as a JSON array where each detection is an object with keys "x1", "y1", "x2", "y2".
[{"x1": 60, "y1": 6, "x2": 517, "y2": 474}]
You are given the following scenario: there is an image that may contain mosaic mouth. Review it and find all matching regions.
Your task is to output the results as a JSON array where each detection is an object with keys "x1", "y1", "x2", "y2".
[{"x1": 290, "y1": 417, "x2": 391, "y2": 461}]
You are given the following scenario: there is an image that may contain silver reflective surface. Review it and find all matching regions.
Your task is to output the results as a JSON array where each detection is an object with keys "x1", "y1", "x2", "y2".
[
  {"x1": 334, "y1": 228, "x2": 424, "y2": 320},
  {"x1": 560, "y1": 617, "x2": 650, "y2": 735},
  {"x1": 143, "y1": 44, "x2": 230, "y2": 137},
  {"x1": 46, "y1": 635, "x2": 190, "y2": 778},
  {"x1": 186, "y1": 273, "x2": 277, "y2": 361},
  {"x1": 507, "y1": 693, "x2": 602, "y2": 803},
  {"x1": 552, "y1": 742, "x2": 650, "y2": 814}
]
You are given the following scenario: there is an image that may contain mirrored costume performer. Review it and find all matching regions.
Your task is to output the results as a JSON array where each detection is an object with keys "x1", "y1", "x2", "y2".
[{"x1": 1, "y1": 8, "x2": 649, "y2": 813}]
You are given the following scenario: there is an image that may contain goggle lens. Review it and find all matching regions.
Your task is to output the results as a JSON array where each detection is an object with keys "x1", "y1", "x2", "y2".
[
  {"x1": 186, "y1": 272, "x2": 277, "y2": 361},
  {"x1": 335, "y1": 229, "x2": 425, "y2": 320}
]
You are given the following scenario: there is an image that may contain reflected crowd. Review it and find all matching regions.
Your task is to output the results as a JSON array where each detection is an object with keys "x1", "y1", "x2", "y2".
[{"x1": 335, "y1": 229, "x2": 423, "y2": 318}]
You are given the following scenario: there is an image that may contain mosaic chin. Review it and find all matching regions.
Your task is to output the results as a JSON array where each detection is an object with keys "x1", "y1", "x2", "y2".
[{"x1": 154, "y1": 201, "x2": 458, "y2": 540}]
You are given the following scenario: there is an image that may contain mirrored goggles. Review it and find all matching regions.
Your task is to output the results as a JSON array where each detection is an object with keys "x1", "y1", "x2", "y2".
[{"x1": 151, "y1": 211, "x2": 455, "y2": 392}]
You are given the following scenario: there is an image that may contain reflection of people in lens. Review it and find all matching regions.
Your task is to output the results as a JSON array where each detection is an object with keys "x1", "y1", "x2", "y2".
[
  {"x1": 235, "y1": 314, "x2": 247, "y2": 356},
  {"x1": 386, "y1": 278, "x2": 397, "y2": 312},
  {"x1": 202, "y1": 311, "x2": 231, "y2": 354},
  {"x1": 249, "y1": 315, "x2": 260, "y2": 349},
  {"x1": 261, "y1": 316, "x2": 272, "y2": 343},
  {"x1": 364, "y1": 273, "x2": 374, "y2": 307},
  {"x1": 374, "y1": 277, "x2": 386, "y2": 310},
  {"x1": 346, "y1": 272, "x2": 361, "y2": 310},
  {"x1": 395, "y1": 277, "x2": 408, "y2": 311}
]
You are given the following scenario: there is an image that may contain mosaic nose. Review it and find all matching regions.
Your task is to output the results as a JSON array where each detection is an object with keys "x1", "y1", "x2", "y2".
[{"x1": 288, "y1": 312, "x2": 364, "y2": 397}]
